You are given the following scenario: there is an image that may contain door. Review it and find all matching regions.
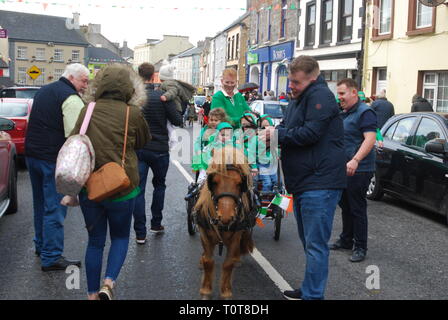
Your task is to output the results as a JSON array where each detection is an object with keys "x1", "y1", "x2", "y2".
[
  {"x1": 407, "y1": 117, "x2": 448, "y2": 212},
  {"x1": 379, "y1": 116, "x2": 418, "y2": 198}
]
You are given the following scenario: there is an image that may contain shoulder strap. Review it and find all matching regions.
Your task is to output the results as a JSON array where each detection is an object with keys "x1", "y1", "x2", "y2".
[
  {"x1": 79, "y1": 102, "x2": 96, "y2": 135},
  {"x1": 121, "y1": 106, "x2": 130, "y2": 168}
]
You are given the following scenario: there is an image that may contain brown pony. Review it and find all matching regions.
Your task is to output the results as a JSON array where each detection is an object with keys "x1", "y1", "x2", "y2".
[{"x1": 194, "y1": 146, "x2": 255, "y2": 299}]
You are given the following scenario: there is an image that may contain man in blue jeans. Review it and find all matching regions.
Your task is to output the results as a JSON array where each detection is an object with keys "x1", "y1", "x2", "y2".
[
  {"x1": 262, "y1": 56, "x2": 346, "y2": 300},
  {"x1": 133, "y1": 63, "x2": 183, "y2": 243},
  {"x1": 25, "y1": 63, "x2": 89, "y2": 271}
]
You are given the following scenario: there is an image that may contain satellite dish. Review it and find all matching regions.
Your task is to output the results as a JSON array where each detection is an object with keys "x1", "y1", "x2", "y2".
[{"x1": 418, "y1": 0, "x2": 446, "y2": 7}]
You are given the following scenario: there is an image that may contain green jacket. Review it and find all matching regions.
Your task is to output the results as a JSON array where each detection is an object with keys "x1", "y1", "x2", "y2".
[
  {"x1": 72, "y1": 66, "x2": 151, "y2": 200},
  {"x1": 210, "y1": 91, "x2": 250, "y2": 128},
  {"x1": 192, "y1": 126, "x2": 218, "y2": 171}
]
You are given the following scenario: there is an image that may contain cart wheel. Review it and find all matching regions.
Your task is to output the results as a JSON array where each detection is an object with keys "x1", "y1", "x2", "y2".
[
  {"x1": 273, "y1": 207, "x2": 283, "y2": 241},
  {"x1": 186, "y1": 198, "x2": 197, "y2": 236}
]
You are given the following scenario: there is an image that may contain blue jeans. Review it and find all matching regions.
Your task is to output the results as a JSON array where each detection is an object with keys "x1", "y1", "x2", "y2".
[
  {"x1": 79, "y1": 192, "x2": 135, "y2": 294},
  {"x1": 133, "y1": 150, "x2": 170, "y2": 238},
  {"x1": 26, "y1": 157, "x2": 67, "y2": 267},
  {"x1": 258, "y1": 174, "x2": 278, "y2": 192},
  {"x1": 293, "y1": 189, "x2": 343, "y2": 300}
]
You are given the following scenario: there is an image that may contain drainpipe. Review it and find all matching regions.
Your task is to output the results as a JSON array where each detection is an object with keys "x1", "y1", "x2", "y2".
[{"x1": 357, "y1": 0, "x2": 368, "y2": 90}]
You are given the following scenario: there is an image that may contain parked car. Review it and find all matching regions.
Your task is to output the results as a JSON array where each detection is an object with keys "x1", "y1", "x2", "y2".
[
  {"x1": 249, "y1": 100, "x2": 288, "y2": 126},
  {"x1": 367, "y1": 112, "x2": 448, "y2": 224},
  {"x1": 0, "y1": 117, "x2": 18, "y2": 218},
  {"x1": 0, "y1": 98, "x2": 33, "y2": 156},
  {"x1": 1, "y1": 86, "x2": 39, "y2": 99}
]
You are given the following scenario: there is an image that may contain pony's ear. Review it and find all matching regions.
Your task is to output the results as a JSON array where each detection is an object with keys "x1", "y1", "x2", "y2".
[{"x1": 207, "y1": 173, "x2": 216, "y2": 193}]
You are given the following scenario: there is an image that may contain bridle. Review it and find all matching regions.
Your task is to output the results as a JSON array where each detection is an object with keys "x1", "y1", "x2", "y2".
[{"x1": 207, "y1": 165, "x2": 248, "y2": 230}]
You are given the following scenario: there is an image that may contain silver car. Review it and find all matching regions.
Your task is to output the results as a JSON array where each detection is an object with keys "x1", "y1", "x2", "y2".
[{"x1": 249, "y1": 100, "x2": 288, "y2": 126}]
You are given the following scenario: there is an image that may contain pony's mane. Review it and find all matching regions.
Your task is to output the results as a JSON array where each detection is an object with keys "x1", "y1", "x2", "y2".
[{"x1": 194, "y1": 146, "x2": 252, "y2": 217}]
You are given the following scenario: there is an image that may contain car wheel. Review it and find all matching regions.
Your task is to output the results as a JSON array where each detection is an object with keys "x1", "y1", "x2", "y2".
[
  {"x1": 6, "y1": 160, "x2": 18, "y2": 215},
  {"x1": 366, "y1": 172, "x2": 383, "y2": 201}
]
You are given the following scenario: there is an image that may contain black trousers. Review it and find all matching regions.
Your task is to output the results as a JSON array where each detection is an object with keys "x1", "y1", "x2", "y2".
[{"x1": 338, "y1": 172, "x2": 373, "y2": 250}]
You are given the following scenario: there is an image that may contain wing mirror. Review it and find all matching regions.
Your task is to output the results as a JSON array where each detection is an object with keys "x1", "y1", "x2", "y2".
[
  {"x1": 425, "y1": 139, "x2": 448, "y2": 155},
  {"x1": 0, "y1": 118, "x2": 15, "y2": 131}
]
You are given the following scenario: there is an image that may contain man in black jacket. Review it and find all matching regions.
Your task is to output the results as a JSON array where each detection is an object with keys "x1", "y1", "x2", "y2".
[
  {"x1": 371, "y1": 90, "x2": 395, "y2": 129},
  {"x1": 134, "y1": 63, "x2": 183, "y2": 243},
  {"x1": 411, "y1": 94, "x2": 434, "y2": 112},
  {"x1": 261, "y1": 56, "x2": 346, "y2": 300}
]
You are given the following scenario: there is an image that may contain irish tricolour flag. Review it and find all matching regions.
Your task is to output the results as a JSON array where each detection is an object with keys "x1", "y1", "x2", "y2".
[{"x1": 271, "y1": 194, "x2": 294, "y2": 213}]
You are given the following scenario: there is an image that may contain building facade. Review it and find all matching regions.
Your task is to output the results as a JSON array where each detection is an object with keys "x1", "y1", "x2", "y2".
[
  {"x1": 0, "y1": 10, "x2": 89, "y2": 86},
  {"x1": 247, "y1": 0, "x2": 299, "y2": 96},
  {"x1": 225, "y1": 13, "x2": 251, "y2": 85},
  {"x1": 212, "y1": 32, "x2": 228, "y2": 93},
  {"x1": 133, "y1": 35, "x2": 194, "y2": 69},
  {"x1": 297, "y1": 0, "x2": 365, "y2": 94},
  {"x1": 363, "y1": 0, "x2": 448, "y2": 113}
]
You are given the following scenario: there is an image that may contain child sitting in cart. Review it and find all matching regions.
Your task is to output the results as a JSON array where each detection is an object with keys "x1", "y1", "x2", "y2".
[{"x1": 257, "y1": 115, "x2": 279, "y2": 192}]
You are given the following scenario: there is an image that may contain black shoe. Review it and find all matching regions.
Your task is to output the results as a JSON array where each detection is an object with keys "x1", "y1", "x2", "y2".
[
  {"x1": 150, "y1": 225, "x2": 165, "y2": 234},
  {"x1": 41, "y1": 257, "x2": 82, "y2": 271},
  {"x1": 350, "y1": 248, "x2": 367, "y2": 263},
  {"x1": 283, "y1": 289, "x2": 302, "y2": 300},
  {"x1": 329, "y1": 239, "x2": 353, "y2": 251}
]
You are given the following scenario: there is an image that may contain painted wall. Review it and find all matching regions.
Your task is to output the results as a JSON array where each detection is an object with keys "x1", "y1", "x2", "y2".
[{"x1": 363, "y1": 2, "x2": 448, "y2": 113}]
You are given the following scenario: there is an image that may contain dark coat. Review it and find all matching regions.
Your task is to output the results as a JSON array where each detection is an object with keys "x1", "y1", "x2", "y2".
[
  {"x1": 276, "y1": 76, "x2": 347, "y2": 195},
  {"x1": 411, "y1": 96, "x2": 434, "y2": 112},
  {"x1": 141, "y1": 84, "x2": 183, "y2": 152},
  {"x1": 371, "y1": 97, "x2": 395, "y2": 129}
]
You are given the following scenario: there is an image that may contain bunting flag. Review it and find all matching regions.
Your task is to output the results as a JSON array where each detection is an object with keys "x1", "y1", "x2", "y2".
[{"x1": 0, "y1": 0, "x2": 250, "y2": 11}]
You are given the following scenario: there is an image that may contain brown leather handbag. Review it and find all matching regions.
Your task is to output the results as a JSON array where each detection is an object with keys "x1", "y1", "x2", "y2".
[{"x1": 86, "y1": 106, "x2": 131, "y2": 202}]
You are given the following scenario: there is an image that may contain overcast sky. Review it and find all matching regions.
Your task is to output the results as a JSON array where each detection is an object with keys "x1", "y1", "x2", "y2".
[{"x1": 1, "y1": 0, "x2": 248, "y2": 48}]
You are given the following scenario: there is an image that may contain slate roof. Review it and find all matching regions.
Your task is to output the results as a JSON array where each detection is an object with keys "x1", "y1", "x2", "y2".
[
  {"x1": 0, "y1": 10, "x2": 89, "y2": 46},
  {"x1": 175, "y1": 46, "x2": 204, "y2": 59},
  {"x1": 87, "y1": 47, "x2": 126, "y2": 64}
]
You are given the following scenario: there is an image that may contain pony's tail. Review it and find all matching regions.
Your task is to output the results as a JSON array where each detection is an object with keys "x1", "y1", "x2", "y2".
[{"x1": 240, "y1": 230, "x2": 254, "y2": 255}]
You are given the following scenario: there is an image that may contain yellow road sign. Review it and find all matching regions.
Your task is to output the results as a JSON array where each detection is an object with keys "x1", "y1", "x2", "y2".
[{"x1": 27, "y1": 65, "x2": 41, "y2": 80}]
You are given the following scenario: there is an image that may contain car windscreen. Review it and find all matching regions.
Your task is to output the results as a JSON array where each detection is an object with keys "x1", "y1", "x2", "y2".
[
  {"x1": 1, "y1": 89, "x2": 38, "y2": 99},
  {"x1": 264, "y1": 104, "x2": 284, "y2": 118},
  {"x1": 0, "y1": 102, "x2": 29, "y2": 117},
  {"x1": 194, "y1": 96, "x2": 206, "y2": 106}
]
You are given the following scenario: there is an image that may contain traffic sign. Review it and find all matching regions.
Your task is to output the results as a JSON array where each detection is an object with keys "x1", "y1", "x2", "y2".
[{"x1": 27, "y1": 65, "x2": 41, "y2": 80}]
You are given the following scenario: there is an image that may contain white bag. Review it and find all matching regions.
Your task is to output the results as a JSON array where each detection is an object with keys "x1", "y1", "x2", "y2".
[{"x1": 55, "y1": 102, "x2": 96, "y2": 196}]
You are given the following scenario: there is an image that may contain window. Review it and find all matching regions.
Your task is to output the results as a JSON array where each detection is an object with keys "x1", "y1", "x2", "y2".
[
  {"x1": 372, "y1": 67, "x2": 387, "y2": 96},
  {"x1": 320, "y1": 0, "x2": 333, "y2": 45},
  {"x1": 54, "y1": 69, "x2": 64, "y2": 80},
  {"x1": 34, "y1": 68, "x2": 45, "y2": 86},
  {"x1": 17, "y1": 46, "x2": 27, "y2": 60},
  {"x1": 391, "y1": 117, "x2": 416, "y2": 145},
  {"x1": 0, "y1": 102, "x2": 29, "y2": 117},
  {"x1": 383, "y1": 121, "x2": 398, "y2": 140},
  {"x1": 71, "y1": 50, "x2": 80, "y2": 62},
  {"x1": 36, "y1": 48, "x2": 45, "y2": 61},
  {"x1": 422, "y1": 72, "x2": 448, "y2": 112},
  {"x1": 338, "y1": 0, "x2": 353, "y2": 42},
  {"x1": 236, "y1": 34, "x2": 240, "y2": 59},
  {"x1": 54, "y1": 49, "x2": 64, "y2": 62},
  {"x1": 412, "y1": 118, "x2": 445, "y2": 148},
  {"x1": 280, "y1": 0, "x2": 287, "y2": 38},
  {"x1": 407, "y1": 0, "x2": 436, "y2": 36},
  {"x1": 372, "y1": 0, "x2": 394, "y2": 40},
  {"x1": 305, "y1": 2, "x2": 316, "y2": 47},
  {"x1": 267, "y1": 8, "x2": 271, "y2": 41},
  {"x1": 17, "y1": 67, "x2": 27, "y2": 85},
  {"x1": 256, "y1": 11, "x2": 260, "y2": 44},
  {"x1": 227, "y1": 38, "x2": 231, "y2": 60},
  {"x1": 416, "y1": 1, "x2": 432, "y2": 28}
]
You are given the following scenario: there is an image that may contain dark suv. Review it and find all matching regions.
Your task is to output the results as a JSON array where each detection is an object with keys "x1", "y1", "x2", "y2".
[
  {"x1": 367, "y1": 112, "x2": 448, "y2": 225},
  {"x1": 1, "y1": 87, "x2": 40, "y2": 99}
]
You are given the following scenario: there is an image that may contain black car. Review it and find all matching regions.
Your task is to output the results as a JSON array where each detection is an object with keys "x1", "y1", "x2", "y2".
[{"x1": 367, "y1": 112, "x2": 448, "y2": 224}]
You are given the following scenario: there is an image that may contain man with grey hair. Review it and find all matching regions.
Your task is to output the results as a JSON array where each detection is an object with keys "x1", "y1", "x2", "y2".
[
  {"x1": 25, "y1": 63, "x2": 89, "y2": 271},
  {"x1": 261, "y1": 55, "x2": 346, "y2": 300}
]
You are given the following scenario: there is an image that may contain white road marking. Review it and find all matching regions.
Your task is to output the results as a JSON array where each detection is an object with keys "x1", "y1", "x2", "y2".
[{"x1": 172, "y1": 159, "x2": 293, "y2": 294}]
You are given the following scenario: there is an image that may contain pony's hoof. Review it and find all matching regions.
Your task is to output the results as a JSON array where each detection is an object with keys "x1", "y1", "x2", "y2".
[
  {"x1": 201, "y1": 294, "x2": 211, "y2": 300},
  {"x1": 220, "y1": 292, "x2": 233, "y2": 300}
]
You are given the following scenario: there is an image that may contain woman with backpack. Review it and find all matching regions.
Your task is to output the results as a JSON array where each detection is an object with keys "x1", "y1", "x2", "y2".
[{"x1": 71, "y1": 64, "x2": 151, "y2": 300}]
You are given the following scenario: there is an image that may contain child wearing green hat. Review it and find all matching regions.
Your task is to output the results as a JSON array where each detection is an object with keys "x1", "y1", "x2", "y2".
[
  {"x1": 257, "y1": 115, "x2": 279, "y2": 192},
  {"x1": 238, "y1": 113, "x2": 261, "y2": 178}
]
